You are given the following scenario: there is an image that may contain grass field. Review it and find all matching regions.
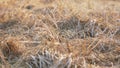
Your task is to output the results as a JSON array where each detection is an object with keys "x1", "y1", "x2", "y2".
[{"x1": 0, "y1": 0, "x2": 120, "y2": 68}]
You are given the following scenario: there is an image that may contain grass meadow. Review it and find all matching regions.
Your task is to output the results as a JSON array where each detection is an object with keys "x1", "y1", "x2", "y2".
[{"x1": 0, "y1": 0, "x2": 120, "y2": 68}]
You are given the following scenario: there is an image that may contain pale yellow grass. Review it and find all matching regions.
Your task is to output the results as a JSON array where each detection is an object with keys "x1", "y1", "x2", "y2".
[{"x1": 0, "y1": 0, "x2": 120, "y2": 68}]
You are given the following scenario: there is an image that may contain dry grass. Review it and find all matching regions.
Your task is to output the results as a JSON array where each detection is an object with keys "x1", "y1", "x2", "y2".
[{"x1": 0, "y1": 0, "x2": 120, "y2": 68}]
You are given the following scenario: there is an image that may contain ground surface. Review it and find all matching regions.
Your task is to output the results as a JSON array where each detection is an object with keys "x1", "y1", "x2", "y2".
[{"x1": 0, "y1": 0, "x2": 120, "y2": 68}]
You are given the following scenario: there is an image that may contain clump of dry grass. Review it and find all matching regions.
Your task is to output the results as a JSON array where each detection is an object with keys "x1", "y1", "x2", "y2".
[
  {"x1": 1, "y1": 37, "x2": 26, "y2": 65},
  {"x1": 0, "y1": 0, "x2": 120, "y2": 68}
]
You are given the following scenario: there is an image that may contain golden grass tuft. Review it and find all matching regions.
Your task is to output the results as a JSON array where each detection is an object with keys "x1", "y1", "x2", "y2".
[{"x1": 1, "y1": 37, "x2": 25, "y2": 57}]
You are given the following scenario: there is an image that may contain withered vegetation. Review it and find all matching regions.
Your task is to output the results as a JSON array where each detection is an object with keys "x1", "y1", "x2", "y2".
[{"x1": 0, "y1": 0, "x2": 120, "y2": 68}]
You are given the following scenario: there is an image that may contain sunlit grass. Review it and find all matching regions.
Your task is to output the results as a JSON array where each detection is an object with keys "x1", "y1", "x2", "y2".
[{"x1": 0, "y1": 0, "x2": 120, "y2": 68}]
